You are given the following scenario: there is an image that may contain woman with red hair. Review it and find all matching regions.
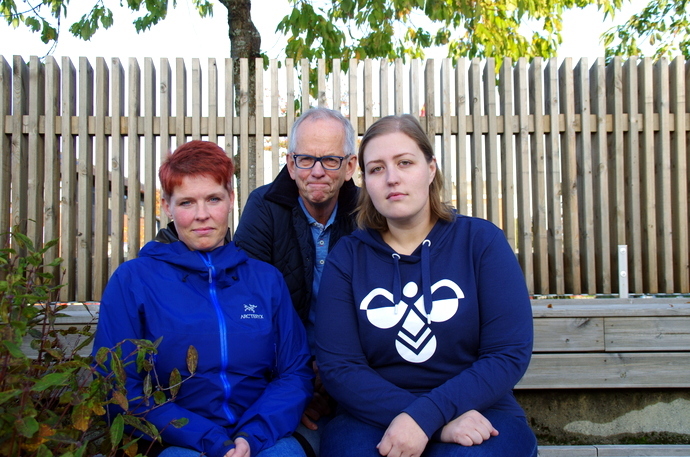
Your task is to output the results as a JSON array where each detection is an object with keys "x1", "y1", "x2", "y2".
[{"x1": 94, "y1": 140, "x2": 313, "y2": 457}]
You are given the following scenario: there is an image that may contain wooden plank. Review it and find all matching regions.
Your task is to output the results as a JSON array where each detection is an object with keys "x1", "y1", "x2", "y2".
[
  {"x1": 332, "y1": 59, "x2": 341, "y2": 113},
  {"x1": 514, "y1": 58, "x2": 534, "y2": 292},
  {"x1": 318, "y1": 58, "x2": 327, "y2": 108},
  {"x1": 254, "y1": 57, "x2": 264, "y2": 187},
  {"x1": 208, "y1": 58, "x2": 218, "y2": 143},
  {"x1": 537, "y1": 446, "x2": 597, "y2": 457},
  {"x1": 192, "y1": 58, "x2": 202, "y2": 139},
  {"x1": 605, "y1": 316, "x2": 690, "y2": 351},
  {"x1": 380, "y1": 58, "x2": 389, "y2": 117},
  {"x1": 285, "y1": 58, "x2": 295, "y2": 136},
  {"x1": 26, "y1": 56, "x2": 44, "y2": 248},
  {"x1": 409, "y1": 59, "x2": 420, "y2": 120},
  {"x1": 499, "y1": 57, "x2": 516, "y2": 249},
  {"x1": 363, "y1": 58, "x2": 373, "y2": 130},
  {"x1": 606, "y1": 57, "x2": 626, "y2": 294},
  {"x1": 43, "y1": 56, "x2": 61, "y2": 280},
  {"x1": 574, "y1": 58, "x2": 596, "y2": 294},
  {"x1": 11, "y1": 56, "x2": 28, "y2": 241},
  {"x1": 544, "y1": 58, "x2": 565, "y2": 294},
  {"x1": 93, "y1": 57, "x2": 109, "y2": 300},
  {"x1": 110, "y1": 58, "x2": 126, "y2": 272},
  {"x1": 533, "y1": 317, "x2": 604, "y2": 352},
  {"x1": 517, "y1": 352, "x2": 690, "y2": 389},
  {"x1": 623, "y1": 57, "x2": 643, "y2": 292},
  {"x1": 529, "y1": 58, "x2": 550, "y2": 294},
  {"x1": 590, "y1": 58, "x2": 612, "y2": 293},
  {"x1": 424, "y1": 60, "x2": 436, "y2": 157},
  {"x1": 349, "y1": 58, "x2": 358, "y2": 135},
  {"x1": 0, "y1": 56, "x2": 11, "y2": 237},
  {"x1": 531, "y1": 299, "x2": 690, "y2": 318},
  {"x1": 143, "y1": 58, "x2": 157, "y2": 243},
  {"x1": 559, "y1": 58, "x2": 581, "y2": 293},
  {"x1": 455, "y1": 58, "x2": 468, "y2": 215},
  {"x1": 301, "y1": 58, "x2": 309, "y2": 113},
  {"x1": 638, "y1": 58, "x2": 659, "y2": 293},
  {"x1": 270, "y1": 59, "x2": 280, "y2": 180},
  {"x1": 159, "y1": 58, "x2": 172, "y2": 229},
  {"x1": 468, "y1": 58, "x2": 484, "y2": 219},
  {"x1": 126, "y1": 58, "x2": 141, "y2": 260},
  {"x1": 483, "y1": 59, "x2": 500, "y2": 225},
  {"x1": 670, "y1": 59, "x2": 690, "y2": 293},
  {"x1": 175, "y1": 58, "x2": 188, "y2": 148},
  {"x1": 77, "y1": 57, "x2": 94, "y2": 300},
  {"x1": 440, "y1": 59, "x2": 452, "y2": 206},
  {"x1": 394, "y1": 58, "x2": 403, "y2": 115},
  {"x1": 596, "y1": 445, "x2": 690, "y2": 456}
]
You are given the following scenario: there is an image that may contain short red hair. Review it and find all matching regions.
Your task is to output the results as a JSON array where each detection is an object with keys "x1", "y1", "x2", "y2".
[{"x1": 159, "y1": 141, "x2": 235, "y2": 199}]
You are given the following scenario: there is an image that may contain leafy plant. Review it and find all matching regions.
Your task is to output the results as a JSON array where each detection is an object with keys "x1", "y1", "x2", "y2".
[{"x1": 0, "y1": 226, "x2": 196, "y2": 457}]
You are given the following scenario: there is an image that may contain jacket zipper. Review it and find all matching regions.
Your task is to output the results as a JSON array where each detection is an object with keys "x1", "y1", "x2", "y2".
[{"x1": 198, "y1": 251, "x2": 235, "y2": 423}]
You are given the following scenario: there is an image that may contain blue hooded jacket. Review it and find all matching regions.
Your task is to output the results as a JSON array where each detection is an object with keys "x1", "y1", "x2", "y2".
[
  {"x1": 315, "y1": 215, "x2": 533, "y2": 439},
  {"x1": 93, "y1": 235, "x2": 313, "y2": 457}
]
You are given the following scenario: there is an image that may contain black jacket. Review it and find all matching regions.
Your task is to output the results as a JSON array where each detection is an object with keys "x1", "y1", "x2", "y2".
[{"x1": 234, "y1": 166, "x2": 359, "y2": 323}]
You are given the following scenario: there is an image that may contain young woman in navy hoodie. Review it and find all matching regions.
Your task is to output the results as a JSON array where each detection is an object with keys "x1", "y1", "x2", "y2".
[
  {"x1": 315, "y1": 115, "x2": 537, "y2": 457},
  {"x1": 93, "y1": 141, "x2": 313, "y2": 457}
]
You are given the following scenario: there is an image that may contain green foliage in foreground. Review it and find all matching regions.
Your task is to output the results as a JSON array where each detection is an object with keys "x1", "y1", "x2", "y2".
[{"x1": 0, "y1": 226, "x2": 197, "y2": 457}]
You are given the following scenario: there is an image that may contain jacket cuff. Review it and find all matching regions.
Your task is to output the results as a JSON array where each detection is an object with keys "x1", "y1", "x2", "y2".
[{"x1": 402, "y1": 396, "x2": 446, "y2": 439}]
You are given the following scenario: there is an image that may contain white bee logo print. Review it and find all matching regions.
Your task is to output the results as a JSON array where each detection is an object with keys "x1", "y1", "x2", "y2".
[{"x1": 360, "y1": 279, "x2": 464, "y2": 363}]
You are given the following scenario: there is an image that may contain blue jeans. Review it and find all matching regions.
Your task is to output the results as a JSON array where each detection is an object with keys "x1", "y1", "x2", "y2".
[
  {"x1": 320, "y1": 410, "x2": 537, "y2": 457},
  {"x1": 158, "y1": 436, "x2": 306, "y2": 457}
]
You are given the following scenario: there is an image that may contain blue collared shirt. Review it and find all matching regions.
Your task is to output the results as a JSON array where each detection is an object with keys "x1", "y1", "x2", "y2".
[{"x1": 298, "y1": 197, "x2": 338, "y2": 352}]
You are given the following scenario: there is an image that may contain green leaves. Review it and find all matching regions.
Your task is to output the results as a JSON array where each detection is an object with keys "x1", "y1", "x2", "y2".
[
  {"x1": 602, "y1": 0, "x2": 690, "y2": 60},
  {"x1": 0, "y1": 225, "x2": 193, "y2": 456}
]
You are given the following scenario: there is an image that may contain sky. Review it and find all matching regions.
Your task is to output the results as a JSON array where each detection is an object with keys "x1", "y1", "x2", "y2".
[{"x1": 1, "y1": 0, "x2": 650, "y2": 64}]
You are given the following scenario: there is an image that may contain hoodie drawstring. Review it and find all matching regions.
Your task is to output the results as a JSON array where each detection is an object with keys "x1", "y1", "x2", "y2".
[
  {"x1": 392, "y1": 253, "x2": 401, "y2": 314},
  {"x1": 391, "y1": 240, "x2": 432, "y2": 323},
  {"x1": 421, "y1": 239, "x2": 432, "y2": 324}
]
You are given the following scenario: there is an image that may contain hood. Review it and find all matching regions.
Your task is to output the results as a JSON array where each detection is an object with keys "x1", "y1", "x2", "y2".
[
  {"x1": 141, "y1": 223, "x2": 249, "y2": 283},
  {"x1": 352, "y1": 218, "x2": 456, "y2": 324}
]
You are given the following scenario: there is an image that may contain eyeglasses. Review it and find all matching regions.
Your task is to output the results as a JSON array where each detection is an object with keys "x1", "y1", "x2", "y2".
[{"x1": 292, "y1": 154, "x2": 349, "y2": 170}]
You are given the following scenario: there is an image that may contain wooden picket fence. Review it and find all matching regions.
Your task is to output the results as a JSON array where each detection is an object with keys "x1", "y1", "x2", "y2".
[{"x1": 1, "y1": 55, "x2": 689, "y2": 301}]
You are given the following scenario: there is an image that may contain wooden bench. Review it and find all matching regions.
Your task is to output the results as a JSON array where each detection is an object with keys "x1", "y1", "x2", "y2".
[
  {"x1": 518, "y1": 297, "x2": 690, "y2": 389},
  {"x1": 26, "y1": 298, "x2": 690, "y2": 455}
]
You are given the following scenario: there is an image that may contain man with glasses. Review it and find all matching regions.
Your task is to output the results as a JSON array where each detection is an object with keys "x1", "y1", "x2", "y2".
[{"x1": 234, "y1": 107, "x2": 358, "y2": 456}]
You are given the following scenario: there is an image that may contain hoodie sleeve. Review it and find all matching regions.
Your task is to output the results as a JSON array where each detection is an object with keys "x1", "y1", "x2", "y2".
[
  {"x1": 402, "y1": 228, "x2": 533, "y2": 438},
  {"x1": 315, "y1": 241, "x2": 420, "y2": 429},
  {"x1": 93, "y1": 265, "x2": 235, "y2": 457},
  {"x1": 229, "y1": 272, "x2": 313, "y2": 455}
]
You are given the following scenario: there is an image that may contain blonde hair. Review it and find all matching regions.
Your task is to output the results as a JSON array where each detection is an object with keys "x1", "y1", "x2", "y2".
[{"x1": 355, "y1": 115, "x2": 454, "y2": 231}]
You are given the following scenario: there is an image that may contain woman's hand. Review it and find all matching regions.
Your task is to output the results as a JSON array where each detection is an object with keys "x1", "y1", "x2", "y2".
[
  {"x1": 224, "y1": 437, "x2": 250, "y2": 457},
  {"x1": 439, "y1": 410, "x2": 498, "y2": 446},
  {"x1": 376, "y1": 413, "x2": 428, "y2": 457},
  {"x1": 301, "y1": 361, "x2": 332, "y2": 430}
]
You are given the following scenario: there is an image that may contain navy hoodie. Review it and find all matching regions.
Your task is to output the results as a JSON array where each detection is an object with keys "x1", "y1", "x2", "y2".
[
  {"x1": 315, "y1": 215, "x2": 533, "y2": 439},
  {"x1": 93, "y1": 237, "x2": 313, "y2": 457}
]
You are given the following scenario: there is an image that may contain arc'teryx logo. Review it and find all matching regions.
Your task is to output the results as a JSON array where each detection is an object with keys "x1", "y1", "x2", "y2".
[
  {"x1": 360, "y1": 279, "x2": 464, "y2": 363},
  {"x1": 241, "y1": 304, "x2": 264, "y2": 319}
]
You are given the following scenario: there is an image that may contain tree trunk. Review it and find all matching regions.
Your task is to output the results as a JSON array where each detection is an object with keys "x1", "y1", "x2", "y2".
[{"x1": 220, "y1": 0, "x2": 261, "y2": 207}]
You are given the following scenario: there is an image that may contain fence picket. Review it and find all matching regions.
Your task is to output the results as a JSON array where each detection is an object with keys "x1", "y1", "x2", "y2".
[
  {"x1": 529, "y1": 58, "x2": 549, "y2": 294},
  {"x1": 44, "y1": 57, "x2": 61, "y2": 281},
  {"x1": 93, "y1": 58, "x2": 109, "y2": 300},
  {"x1": 671, "y1": 59, "x2": 689, "y2": 291}
]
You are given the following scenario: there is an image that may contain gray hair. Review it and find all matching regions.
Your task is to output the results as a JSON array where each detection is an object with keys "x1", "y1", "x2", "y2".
[{"x1": 288, "y1": 108, "x2": 356, "y2": 157}]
